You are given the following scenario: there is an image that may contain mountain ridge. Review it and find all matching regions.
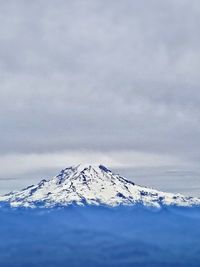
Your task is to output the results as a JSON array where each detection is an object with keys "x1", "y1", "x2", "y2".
[{"x1": 0, "y1": 164, "x2": 200, "y2": 208}]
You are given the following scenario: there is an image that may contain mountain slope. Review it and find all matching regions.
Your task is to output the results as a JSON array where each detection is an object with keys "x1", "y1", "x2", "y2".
[{"x1": 0, "y1": 164, "x2": 200, "y2": 208}]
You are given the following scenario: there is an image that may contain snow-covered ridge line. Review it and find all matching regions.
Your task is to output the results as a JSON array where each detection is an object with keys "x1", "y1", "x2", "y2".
[{"x1": 0, "y1": 164, "x2": 200, "y2": 208}]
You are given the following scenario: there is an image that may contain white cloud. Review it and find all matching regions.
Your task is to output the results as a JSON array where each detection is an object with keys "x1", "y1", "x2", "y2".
[{"x1": 0, "y1": 150, "x2": 184, "y2": 179}]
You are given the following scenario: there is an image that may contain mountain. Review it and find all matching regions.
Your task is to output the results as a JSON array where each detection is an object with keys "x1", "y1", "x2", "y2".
[{"x1": 0, "y1": 164, "x2": 200, "y2": 208}]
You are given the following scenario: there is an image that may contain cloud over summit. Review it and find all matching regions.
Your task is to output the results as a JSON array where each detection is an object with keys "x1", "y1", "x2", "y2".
[{"x1": 0, "y1": 0, "x2": 200, "y2": 170}]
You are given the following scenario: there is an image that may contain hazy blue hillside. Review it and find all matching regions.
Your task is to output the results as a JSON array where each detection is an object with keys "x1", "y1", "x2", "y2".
[{"x1": 0, "y1": 205, "x2": 200, "y2": 267}]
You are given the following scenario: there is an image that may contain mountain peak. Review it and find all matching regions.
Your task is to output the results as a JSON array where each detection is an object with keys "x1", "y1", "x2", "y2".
[
  {"x1": 56, "y1": 164, "x2": 109, "y2": 175},
  {"x1": 70, "y1": 164, "x2": 111, "y2": 173},
  {"x1": 1, "y1": 164, "x2": 200, "y2": 208},
  {"x1": 55, "y1": 164, "x2": 113, "y2": 184}
]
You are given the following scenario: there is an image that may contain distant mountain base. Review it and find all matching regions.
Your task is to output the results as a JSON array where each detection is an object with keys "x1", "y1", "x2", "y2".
[{"x1": 0, "y1": 205, "x2": 200, "y2": 267}]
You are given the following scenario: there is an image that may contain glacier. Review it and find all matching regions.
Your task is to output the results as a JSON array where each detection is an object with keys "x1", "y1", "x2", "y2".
[{"x1": 0, "y1": 164, "x2": 200, "y2": 208}]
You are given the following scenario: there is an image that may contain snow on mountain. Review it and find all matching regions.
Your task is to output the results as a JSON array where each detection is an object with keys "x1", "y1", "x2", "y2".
[{"x1": 0, "y1": 164, "x2": 200, "y2": 208}]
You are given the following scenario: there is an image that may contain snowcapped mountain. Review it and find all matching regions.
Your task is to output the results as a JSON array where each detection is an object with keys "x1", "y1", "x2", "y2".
[{"x1": 0, "y1": 164, "x2": 200, "y2": 208}]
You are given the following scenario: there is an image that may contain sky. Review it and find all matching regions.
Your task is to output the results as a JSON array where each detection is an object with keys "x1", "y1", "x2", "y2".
[{"x1": 0, "y1": 0, "x2": 200, "y2": 195}]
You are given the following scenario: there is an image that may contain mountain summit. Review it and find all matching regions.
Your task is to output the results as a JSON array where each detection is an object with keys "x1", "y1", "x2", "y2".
[{"x1": 0, "y1": 164, "x2": 200, "y2": 208}]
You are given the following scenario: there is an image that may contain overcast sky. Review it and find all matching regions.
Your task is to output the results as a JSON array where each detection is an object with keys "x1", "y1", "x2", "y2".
[{"x1": 0, "y1": 0, "x2": 200, "y2": 189}]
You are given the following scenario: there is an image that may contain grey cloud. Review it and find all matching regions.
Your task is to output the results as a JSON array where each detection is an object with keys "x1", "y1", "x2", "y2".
[{"x1": 0, "y1": 0, "x2": 200, "y2": 165}]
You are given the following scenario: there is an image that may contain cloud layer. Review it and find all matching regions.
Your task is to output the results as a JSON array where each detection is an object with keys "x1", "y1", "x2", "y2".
[{"x1": 0, "y1": 0, "x2": 200, "y2": 176}]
